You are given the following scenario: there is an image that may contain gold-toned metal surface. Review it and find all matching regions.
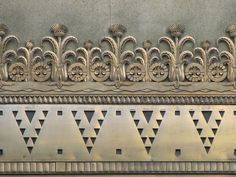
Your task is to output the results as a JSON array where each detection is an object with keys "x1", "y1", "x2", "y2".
[
  {"x1": 0, "y1": 24, "x2": 235, "y2": 105},
  {"x1": 0, "y1": 23, "x2": 236, "y2": 176},
  {"x1": 0, "y1": 104, "x2": 236, "y2": 175},
  {"x1": 0, "y1": 23, "x2": 235, "y2": 91}
]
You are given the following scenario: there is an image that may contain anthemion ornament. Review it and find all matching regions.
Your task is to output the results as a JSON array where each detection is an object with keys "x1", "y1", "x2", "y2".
[
  {"x1": 0, "y1": 23, "x2": 235, "y2": 88},
  {"x1": 1, "y1": 22, "x2": 236, "y2": 176}
]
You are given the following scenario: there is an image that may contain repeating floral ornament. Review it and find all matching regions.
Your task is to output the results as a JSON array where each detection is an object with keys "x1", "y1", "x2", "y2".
[
  {"x1": 126, "y1": 63, "x2": 145, "y2": 81},
  {"x1": 149, "y1": 63, "x2": 168, "y2": 82},
  {"x1": 208, "y1": 63, "x2": 227, "y2": 82},
  {"x1": 90, "y1": 62, "x2": 110, "y2": 82},
  {"x1": 0, "y1": 24, "x2": 19, "y2": 83},
  {"x1": 9, "y1": 63, "x2": 27, "y2": 81},
  {"x1": 68, "y1": 63, "x2": 87, "y2": 81},
  {"x1": 32, "y1": 62, "x2": 51, "y2": 82},
  {"x1": 185, "y1": 63, "x2": 204, "y2": 82},
  {"x1": 1, "y1": 23, "x2": 236, "y2": 88}
]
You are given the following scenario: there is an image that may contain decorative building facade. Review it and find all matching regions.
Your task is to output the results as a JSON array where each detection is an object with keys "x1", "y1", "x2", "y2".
[{"x1": 0, "y1": 0, "x2": 236, "y2": 176}]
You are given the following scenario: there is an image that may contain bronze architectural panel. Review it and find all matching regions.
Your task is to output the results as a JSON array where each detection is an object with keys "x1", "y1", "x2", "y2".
[
  {"x1": 0, "y1": 23, "x2": 235, "y2": 94},
  {"x1": 0, "y1": 23, "x2": 236, "y2": 176},
  {"x1": 0, "y1": 104, "x2": 236, "y2": 175}
]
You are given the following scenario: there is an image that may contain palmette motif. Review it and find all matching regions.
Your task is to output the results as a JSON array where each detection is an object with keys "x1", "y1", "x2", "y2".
[{"x1": 0, "y1": 23, "x2": 236, "y2": 88}]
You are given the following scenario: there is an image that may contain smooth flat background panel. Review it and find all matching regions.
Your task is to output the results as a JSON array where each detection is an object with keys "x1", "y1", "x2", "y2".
[{"x1": 0, "y1": 0, "x2": 235, "y2": 46}]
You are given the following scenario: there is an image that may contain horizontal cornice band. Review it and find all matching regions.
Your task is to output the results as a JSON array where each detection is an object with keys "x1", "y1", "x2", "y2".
[{"x1": 0, "y1": 161, "x2": 236, "y2": 175}]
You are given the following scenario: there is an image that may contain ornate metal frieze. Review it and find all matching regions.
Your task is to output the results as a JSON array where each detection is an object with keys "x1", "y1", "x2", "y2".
[
  {"x1": 0, "y1": 23, "x2": 236, "y2": 104},
  {"x1": 1, "y1": 23, "x2": 236, "y2": 176}
]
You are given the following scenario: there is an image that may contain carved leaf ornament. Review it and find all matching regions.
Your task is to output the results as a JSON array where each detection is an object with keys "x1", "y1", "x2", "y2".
[{"x1": 0, "y1": 23, "x2": 236, "y2": 88}]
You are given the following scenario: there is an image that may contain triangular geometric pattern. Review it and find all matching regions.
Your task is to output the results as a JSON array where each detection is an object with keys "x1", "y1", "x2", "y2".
[
  {"x1": 189, "y1": 110, "x2": 223, "y2": 153},
  {"x1": 72, "y1": 109, "x2": 107, "y2": 153},
  {"x1": 13, "y1": 110, "x2": 47, "y2": 153},
  {"x1": 130, "y1": 109, "x2": 165, "y2": 153}
]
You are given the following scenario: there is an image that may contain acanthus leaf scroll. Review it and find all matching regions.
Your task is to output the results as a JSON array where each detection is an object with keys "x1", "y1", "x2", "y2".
[{"x1": 0, "y1": 23, "x2": 236, "y2": 89}]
